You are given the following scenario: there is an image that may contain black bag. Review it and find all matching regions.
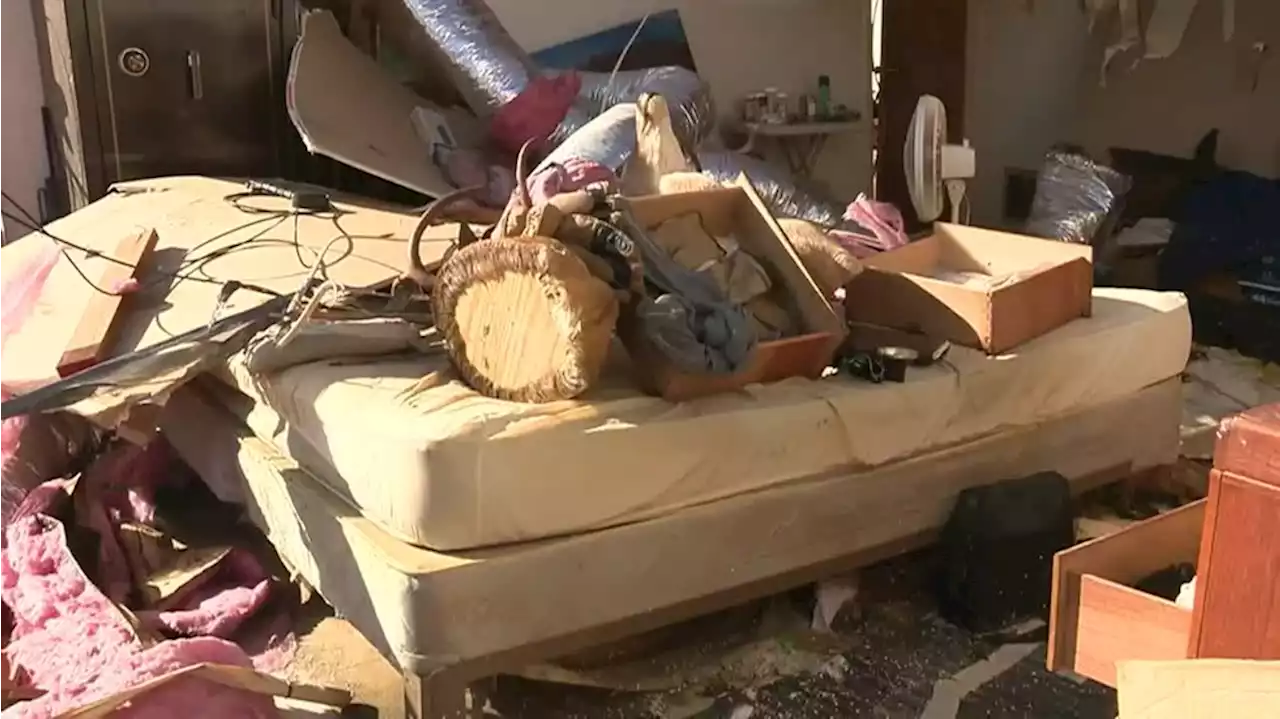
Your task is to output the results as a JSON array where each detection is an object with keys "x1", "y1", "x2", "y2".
[{"x1": 935, "y1": 471, "x2": 1075, "y2": 633}]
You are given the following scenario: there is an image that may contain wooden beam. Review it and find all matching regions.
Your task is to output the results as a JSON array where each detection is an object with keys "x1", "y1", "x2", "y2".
[{"x1": 55, "y1": 227, "x2": 158, "y2": 377}]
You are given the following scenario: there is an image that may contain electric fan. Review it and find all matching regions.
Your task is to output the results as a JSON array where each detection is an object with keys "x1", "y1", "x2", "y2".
[{"x1": 904, "y1": 94, "x2": 976, "y2": 224}]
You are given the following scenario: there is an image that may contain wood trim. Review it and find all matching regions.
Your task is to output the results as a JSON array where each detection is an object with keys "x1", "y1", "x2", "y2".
[{"x1": 1187, "y1": 469, "x2": 1224, "y2": 656}]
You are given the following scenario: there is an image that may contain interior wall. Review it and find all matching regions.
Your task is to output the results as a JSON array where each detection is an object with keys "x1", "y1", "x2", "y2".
[
  {"x1": 964, "y1": 0, "x2": 1279, "y2": 229},
  {"x1": 1076, "y1": 0, "x2": 1280, "y2": 179},
  {"x1": 2, "y1": 0, "x2": 52, "y2": 241},
  {"x1": 486, "y1": 0, "x2": 874, "y2": 201},
  {"x1": 964, "y1": 1, "x2": 1092, "y2": 228}
]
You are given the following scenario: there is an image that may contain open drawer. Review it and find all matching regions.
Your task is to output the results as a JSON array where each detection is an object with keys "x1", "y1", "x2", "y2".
[{"x1": 1047, "y1": 500, "x2": 1205, "y2": 687}]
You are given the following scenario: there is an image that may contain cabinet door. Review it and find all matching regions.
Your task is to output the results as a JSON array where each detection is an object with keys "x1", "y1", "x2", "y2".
[
  {"x1": 1191, "y1": 471, "x2": 1280, "y2": 659},
  {"x1": 88, "y1": 0, "x2": 282, "y2": 183}
]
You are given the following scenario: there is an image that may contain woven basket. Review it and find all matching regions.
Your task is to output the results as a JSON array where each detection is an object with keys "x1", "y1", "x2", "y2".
[{"x1": 432, "y1": 237, "x2": 620, "y2": 403}]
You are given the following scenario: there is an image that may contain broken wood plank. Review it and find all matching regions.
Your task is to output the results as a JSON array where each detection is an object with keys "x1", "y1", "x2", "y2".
[
  {"x1": 146, "y1": 545, "x2": 232, "y2": 609},
  {"x1": 53, "y1": 663, "x2": 351, "y2": 719},
  {"x1": 55, "y1": 228, "x2": 159, "y2": 378}
]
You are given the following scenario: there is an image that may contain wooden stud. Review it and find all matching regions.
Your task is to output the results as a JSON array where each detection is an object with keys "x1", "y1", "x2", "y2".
[{"x1": 56, "y1": 227, "x2": 159, "y2": 377}]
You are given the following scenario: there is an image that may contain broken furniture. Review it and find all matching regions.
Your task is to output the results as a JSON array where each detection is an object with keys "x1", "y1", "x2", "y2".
[
  {"x1": 622, "y1": 184, "x2": 846, "y2": 400},
  {"x1": 844, "y1": 222, "x2": 1094, "y2": 354},
  {"x1": 1190, "y1": 404, "x2": 1280, "y2": 659},
  {"x1": 3, "y1": 175, "x2": 1194, "y2": 717},
  {"x1": 1047, "y1": 402, "x2": 1280, "y2": 687},
  {"x1": 1047, "y1": 500, "x2": 1205, "y2": 688},
  {"x1": 158, "y1": 282, "x2": 1189, "y2": 719}
]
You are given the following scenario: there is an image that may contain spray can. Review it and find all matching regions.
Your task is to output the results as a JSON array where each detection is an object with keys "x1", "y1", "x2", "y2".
[{"x1": 816, "y1": 75, "x2": 831, "y2": 119}]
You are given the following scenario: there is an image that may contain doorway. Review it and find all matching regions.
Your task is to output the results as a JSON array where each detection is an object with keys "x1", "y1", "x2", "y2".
[{"x1": 873, "y1": 0, "x2": 969, "y2": 231}]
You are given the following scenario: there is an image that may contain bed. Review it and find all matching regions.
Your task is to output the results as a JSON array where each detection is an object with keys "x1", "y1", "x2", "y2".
[
  {"x1": 162, "y1": 288, "x2": 1191, "y2": 717},
  {"x1": 208, "y1": 288, "x2": 1189, "y2": 551}
]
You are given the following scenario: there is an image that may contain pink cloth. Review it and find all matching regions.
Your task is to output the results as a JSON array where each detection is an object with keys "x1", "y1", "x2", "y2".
[
  {"x1": 836, "y1": 193, "x2": 911, "y2": 257},
  {"x1": 2, "y1": 239, "x2": 64, "y2": 526},
  {"x1": 526, "y1": 158, "x2": 616, "y2": 204},
  {"x1": 489, "y1": 72, "x2": 582, "y2": 155}
]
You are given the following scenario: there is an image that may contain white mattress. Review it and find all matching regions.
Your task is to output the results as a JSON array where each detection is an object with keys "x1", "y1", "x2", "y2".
[
  {"x1": 163, "y1": 377, "x2": 1183, "y2": 673},
  {"x1": 211, "y1": 288, "x2": 1190, "y2": 550}
]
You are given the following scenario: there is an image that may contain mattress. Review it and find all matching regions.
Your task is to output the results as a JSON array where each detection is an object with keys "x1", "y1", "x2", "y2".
[
  {"x1": 163, "y1": 377, "x2": 1183, "y2": 673},
  {"x1": 212, "y1": 288, "x2": 1191, "y2": 550}
]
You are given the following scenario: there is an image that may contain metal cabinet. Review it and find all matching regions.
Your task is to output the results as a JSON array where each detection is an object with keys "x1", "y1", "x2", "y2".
[{"x1": 34, "y1": 0, "x2": 301, "y2": 214}]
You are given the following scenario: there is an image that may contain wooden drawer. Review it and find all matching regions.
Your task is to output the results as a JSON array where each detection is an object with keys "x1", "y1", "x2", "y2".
[{"x1": 1047, "y1": 500, "x2": 1205, "y2": 687}]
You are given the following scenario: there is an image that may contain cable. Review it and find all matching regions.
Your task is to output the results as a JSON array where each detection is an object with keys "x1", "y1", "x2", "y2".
[
  {"x1": 1, "y1": 190, "x2": 286, "y2": 298},
  {"x1": 600, "y1": 12, "x2": 651, "y2": 114},
  {"x1": 2, "y1": 180, "x2": 384, "y2": 305},
  {"x1": 219, "y1": 182, "x2": 356, "y2": 273}
]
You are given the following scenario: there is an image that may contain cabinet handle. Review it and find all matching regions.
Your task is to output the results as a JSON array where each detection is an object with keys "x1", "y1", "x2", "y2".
[{"x1": 186, "y1": 50, "x2": 204, "y2": 100}]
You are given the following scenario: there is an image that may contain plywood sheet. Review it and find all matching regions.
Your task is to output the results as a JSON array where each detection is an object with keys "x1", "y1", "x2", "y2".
[
  {"x1": 1118, "y1": 659, "x2": 1280, "y2": 718},
  {"x1": 0, "y1": 176, "x2": 462, "y2": 392}
]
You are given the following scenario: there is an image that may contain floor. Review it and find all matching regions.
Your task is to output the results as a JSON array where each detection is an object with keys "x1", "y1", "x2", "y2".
[{"x1": 286, "y1": 550, "x2": 1118, "y2": 718}]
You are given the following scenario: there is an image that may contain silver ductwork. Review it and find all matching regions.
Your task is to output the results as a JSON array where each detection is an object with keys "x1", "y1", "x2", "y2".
[
  {"x1": 396, "y1": 0, "x2": 859, "y2": 229},
  {"x1": 398, "y1": 0, "x2": 713, "y2": 149}
]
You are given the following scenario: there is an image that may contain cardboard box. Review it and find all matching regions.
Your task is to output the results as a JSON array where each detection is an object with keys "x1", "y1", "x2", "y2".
[
  {"x1": 623, "y1": 179, "x2": 846, "y2": 400},
  {"x1": 844, "y1": 223, "x2": 1093, "y2": 354}
]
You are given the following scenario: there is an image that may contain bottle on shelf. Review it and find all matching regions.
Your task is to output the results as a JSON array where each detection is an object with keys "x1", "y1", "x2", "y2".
[{"x1": 816, "y1": 75, "x2": 831, "y2": 120}]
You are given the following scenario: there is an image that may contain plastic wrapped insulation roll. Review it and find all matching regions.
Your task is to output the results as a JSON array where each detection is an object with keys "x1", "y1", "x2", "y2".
[
  {"x1": 536, "y1": 103, "x2": 860, "y2": 231},
  {"x1": 399, "y1": 0, "x2": 713, "y2": 151}
]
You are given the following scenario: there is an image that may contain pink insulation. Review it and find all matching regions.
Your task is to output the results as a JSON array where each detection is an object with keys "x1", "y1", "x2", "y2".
[
  {"x1": 138, "y1": 551, "x2": 272, "y2": 639},
  {"x1": 0, "y1": 439, "x2": 297, "y2": 715},
  {"x1": 2, "y1": 516, "x2": 276, "y2": 718},
  {"x1": 1, "y1": 239, "x2": 64, "y2": 525}
]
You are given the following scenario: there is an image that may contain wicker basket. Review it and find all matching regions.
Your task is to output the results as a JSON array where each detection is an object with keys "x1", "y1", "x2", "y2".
[{"x1": 432, "y1": 237, "x2": 620, "y2": 403}]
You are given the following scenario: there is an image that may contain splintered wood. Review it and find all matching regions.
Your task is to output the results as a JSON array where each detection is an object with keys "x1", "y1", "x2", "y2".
[{"x1": 52, "y1": 663, "x2": 351, "y2": 719}]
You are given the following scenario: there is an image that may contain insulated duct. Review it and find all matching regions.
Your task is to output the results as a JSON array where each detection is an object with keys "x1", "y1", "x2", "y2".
[
  {"x1": 398, "y1": 0, "x2": 861, "y2": 230},
  {"x1": 537, "y1": 104, "x2": 859, "y2": 230},
  {"x1": 398, "y1": 0, "x2": 713, "y2": 150}
]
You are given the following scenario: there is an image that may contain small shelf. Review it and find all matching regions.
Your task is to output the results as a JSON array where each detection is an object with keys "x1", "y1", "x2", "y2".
[{"x1": 733, "y1": 121, "x2": 863, "y2": 178}]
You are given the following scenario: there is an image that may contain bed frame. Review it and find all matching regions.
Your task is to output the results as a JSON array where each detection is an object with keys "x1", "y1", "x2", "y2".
[{"x1": 165, "y1": 377, "x2": 1182, "y2": 718}]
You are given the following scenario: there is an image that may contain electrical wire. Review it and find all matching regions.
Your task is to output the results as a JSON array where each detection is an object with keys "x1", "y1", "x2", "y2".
[
  {"x1": 1, "y1": 190, "x2": 287, "y2": 298},
  {"x1": 600, "y1": 12, "x2": 652, "y2": 114},
  {"x1": 2, "y1": 182, "x2": 399, "y2": 316},
  {"x1": 0, "y1": 180, "x2": 366, "y2": 300}
]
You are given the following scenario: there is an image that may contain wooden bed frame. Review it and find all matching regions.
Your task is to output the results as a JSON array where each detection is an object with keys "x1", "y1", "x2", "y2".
[{"x1": 166, "y1": 377, "x2": 1182, "y2": 719}]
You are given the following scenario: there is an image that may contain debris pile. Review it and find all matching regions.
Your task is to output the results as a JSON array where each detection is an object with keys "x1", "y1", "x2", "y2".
[{"x1": 5, "y1": 0, "x2": 1265, "y2": 716}]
